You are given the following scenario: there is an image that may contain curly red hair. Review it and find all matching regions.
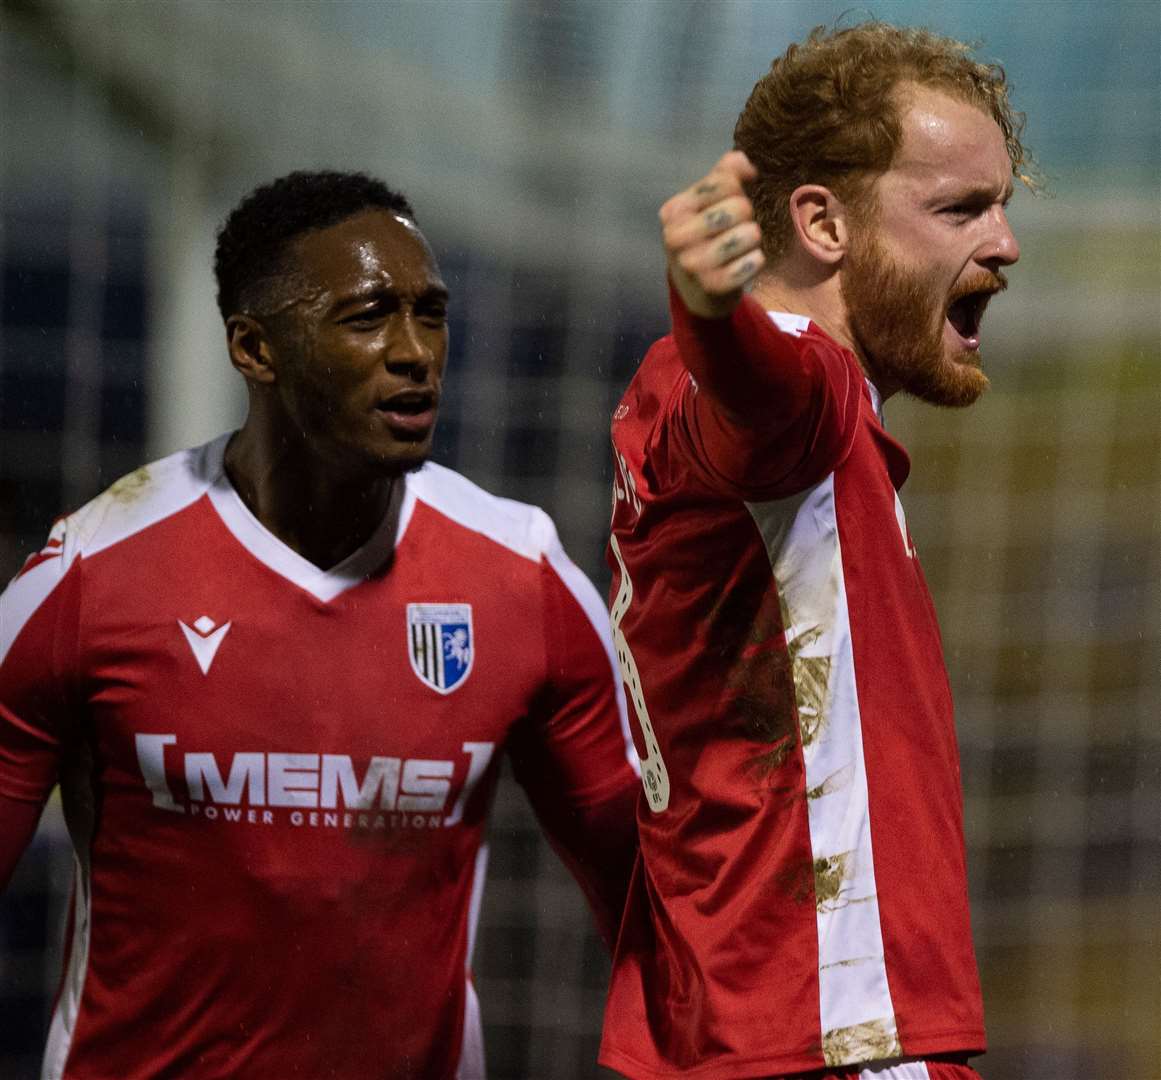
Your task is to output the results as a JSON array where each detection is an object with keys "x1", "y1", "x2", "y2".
[{"x1": 734, "y1": 22, "x2": 1036, "y2": 260}]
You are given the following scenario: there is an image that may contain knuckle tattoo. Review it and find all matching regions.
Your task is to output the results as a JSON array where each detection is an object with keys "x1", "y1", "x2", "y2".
[{"x1": 705, "y1": 208, "x2": 731, "y2": 230}]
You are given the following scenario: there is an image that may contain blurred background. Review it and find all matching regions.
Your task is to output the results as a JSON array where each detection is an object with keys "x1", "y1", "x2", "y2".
[{"x1": 0, "y1": 0, "x2": 1157, "y2": 1077}]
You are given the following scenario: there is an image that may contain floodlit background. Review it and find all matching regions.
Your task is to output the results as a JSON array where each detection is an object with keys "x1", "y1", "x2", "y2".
[{"x1": 0, "y1": 1, "x2": 1157, "y2": 1077}]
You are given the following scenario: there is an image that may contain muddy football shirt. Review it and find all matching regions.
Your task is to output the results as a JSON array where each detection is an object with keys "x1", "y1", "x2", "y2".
[
  {"x1": 1, "y1": 434, "x2": 638, "y2": 1080},
  {"x1": 600, "y1": 291, "x2": 985, "y2": 1079}
]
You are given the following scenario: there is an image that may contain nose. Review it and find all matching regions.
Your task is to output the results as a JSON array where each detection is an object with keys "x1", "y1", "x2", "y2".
[
  {"x1": 980, "y1": 206, "x2": 1020, "y2": 268},
  {"x1": 385, "y1": 312, "x2": 432, "y2": 377}
]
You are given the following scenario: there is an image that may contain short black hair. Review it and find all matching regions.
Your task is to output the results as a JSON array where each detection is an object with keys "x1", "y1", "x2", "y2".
[{"x1": 213, "y1": 170, "x2": 415, "y2": 321}]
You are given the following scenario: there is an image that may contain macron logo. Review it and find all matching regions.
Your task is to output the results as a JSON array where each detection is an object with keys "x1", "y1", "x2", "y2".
[{"x1": 178, "y1": 616, "x2": 232, "y2": 675}]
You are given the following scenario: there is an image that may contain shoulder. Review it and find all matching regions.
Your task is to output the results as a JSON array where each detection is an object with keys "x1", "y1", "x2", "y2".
[
  {"x1": 615, "y1": 332, "x2": 689, "y2": 435},
  {"x1": 405, "y1": 462, "x2": 560, "y2": 565},
  {"x1": 39, "y1": 437, "x2": 224, "y2": 570},
  {"x1": 639, "y1": 332, "x2": 684, "y2": 381},
  {"x1": 2, "y1": 438, "x2": 223, "y2": 663},
  {"x1": 622, "y1": 331, "x2": 686, "y2": 390}
]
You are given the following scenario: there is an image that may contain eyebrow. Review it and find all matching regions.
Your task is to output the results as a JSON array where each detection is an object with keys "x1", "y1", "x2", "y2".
[
  {"x1": 931, "y1": 179, "x2": 1014, "y2": 207},
  {"x1": 331, "y1": 282, "x2": 450, "y2": 314}
]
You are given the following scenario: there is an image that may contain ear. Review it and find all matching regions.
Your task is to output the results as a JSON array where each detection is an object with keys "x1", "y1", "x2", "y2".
[
  {"x1": 787, "y1": 184, "x2": 851, "y2": 266},
  {"x1": 226, "y1": 315, "x2": 277, "y2": 385}
]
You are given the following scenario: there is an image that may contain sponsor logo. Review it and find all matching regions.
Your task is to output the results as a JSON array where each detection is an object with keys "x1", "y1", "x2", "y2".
[
  {"x1": 178, "y1": 615, "x2": 232, "y2": 674},
  {"x1": 134, "y1": 733, "x2": 494, "y2": 831},
  {"x1": 407, "y1": 603, "x2": 472, "y2": 694}
]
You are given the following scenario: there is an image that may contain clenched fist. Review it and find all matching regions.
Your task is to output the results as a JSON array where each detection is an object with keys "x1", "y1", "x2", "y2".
[{"x1": 659, "y1": 151, "x2": 765, "y2": 319}]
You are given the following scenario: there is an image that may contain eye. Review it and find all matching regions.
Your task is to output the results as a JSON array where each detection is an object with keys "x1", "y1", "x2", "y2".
[
  {"x1": 940, "y1": 195, "x2": 1001, "y2": 222},
  {"x1": 340, "y1": 301, "x2": 391, "y2": 327},
  {"x1": 341, "y1": 312, "x2": 381, "y2": 328},
  {"x1": 417, "y1": 300, "x2": 449, "y2": 326}
]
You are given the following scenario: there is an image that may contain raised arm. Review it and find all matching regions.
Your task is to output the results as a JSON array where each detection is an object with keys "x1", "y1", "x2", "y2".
[{"x1": 658, "y1": 152, "x2": 863, "y2": 495}]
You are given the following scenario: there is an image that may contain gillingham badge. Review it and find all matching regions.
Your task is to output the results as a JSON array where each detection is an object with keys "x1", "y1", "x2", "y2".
[{"x1": 407, "y1": 603, "x2": 474, "y2": 694}]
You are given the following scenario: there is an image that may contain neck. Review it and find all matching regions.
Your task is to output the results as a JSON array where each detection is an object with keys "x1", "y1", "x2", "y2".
[
  {"x1": 749, "y1": 261, "x2": 868, "y2": 378},
  {"x1": 224, "y1": 423, "x2": 399, "y2": 571}
]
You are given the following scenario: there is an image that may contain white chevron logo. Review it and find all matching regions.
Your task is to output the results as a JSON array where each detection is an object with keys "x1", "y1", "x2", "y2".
[{"x1": 178, "y1": 616, "x2": 232, "y2": 675}]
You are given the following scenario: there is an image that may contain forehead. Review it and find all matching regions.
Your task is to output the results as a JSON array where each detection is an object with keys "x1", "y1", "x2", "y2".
[
  {"x1": 288, "y1": 209, "x2": 442, "y2": 293},
  {"x1": 880, "y1": 85, "x2": 1012, "y2": 200}
]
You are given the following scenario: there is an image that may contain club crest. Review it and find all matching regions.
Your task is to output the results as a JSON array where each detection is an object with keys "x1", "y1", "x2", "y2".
[{"x1": 407, "y1": 603, "x2": 473, "y2": 694}]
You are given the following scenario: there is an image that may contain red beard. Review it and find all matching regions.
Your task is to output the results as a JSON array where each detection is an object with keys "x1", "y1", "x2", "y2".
[{"x1": 841, "y1": 231, "x2": 1006, "y2": 408}]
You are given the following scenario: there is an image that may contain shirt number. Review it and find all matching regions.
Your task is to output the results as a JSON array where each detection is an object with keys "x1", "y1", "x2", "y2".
[{"x1": 609, "y1": 534, "x2": 670, "y2": 812}]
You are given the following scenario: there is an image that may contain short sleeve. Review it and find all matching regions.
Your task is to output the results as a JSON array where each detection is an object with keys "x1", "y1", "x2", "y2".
[
  {"x1": 508, "y1": 527, "x2": 637, "y2": 810},
  {"x1": 506, "y1": 525, "x2": 640, "y2": 947},
  {"x1": 0, "y1": 522, "x2": 83, "y2": 806}
]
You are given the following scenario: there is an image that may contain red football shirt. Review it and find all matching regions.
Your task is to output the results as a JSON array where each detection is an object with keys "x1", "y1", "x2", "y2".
[
  {"x1": 600, "y1": 291, "x2": 985, "y2": 1078},
  {"x1": 0, "y1": 435, "x2": 638, "y2": 1080}
]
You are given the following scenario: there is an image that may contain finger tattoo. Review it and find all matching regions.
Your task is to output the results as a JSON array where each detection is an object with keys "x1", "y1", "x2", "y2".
[
  {"x1": 733, "y1": 258, "x2": 757, "y2": 281},
  {"x1": 719, "y1": 235, "x2": 742, "y2": 258},
  {"x1": 695, "y1": 182, "x2": 718, "y2": 197},
  {"x1": 705, "y1": 208, "x2": 732, "y2": 230}
]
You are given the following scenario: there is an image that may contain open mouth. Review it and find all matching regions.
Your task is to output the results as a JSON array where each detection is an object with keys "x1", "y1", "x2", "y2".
[
  {"x1": 379, "y1": 391, "x2": 434, "y2": 415},
  {"x1": 945, "y1": 290, "x2": 994, "y2": 349},
  {"x1": 375, "y1": 390, "x2": 438, "y2": 436}
]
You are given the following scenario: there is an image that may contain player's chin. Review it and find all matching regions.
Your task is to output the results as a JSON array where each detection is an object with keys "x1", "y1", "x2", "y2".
[
  {"x1": 917, "y1": 353, "x2": 990, "y2": 408},
  {"x1": 356, "y1": 434, "x2": 434, "y2": 477},
  {"x1": 379, "y1": 444, "x2": 433, "y2": 476}
]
